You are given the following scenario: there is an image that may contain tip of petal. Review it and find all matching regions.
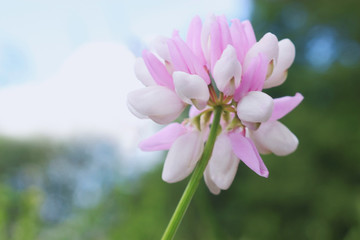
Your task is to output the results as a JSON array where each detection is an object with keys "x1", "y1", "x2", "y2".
[
  {"x1": 162, "y1": 172, "x2": 177, "y2": 183},
  {"x1": 261, "y1": 169, "x2": 269, "y2": 178}
]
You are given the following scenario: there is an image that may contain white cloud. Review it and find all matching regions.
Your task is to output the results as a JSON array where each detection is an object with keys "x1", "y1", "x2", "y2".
[{"x1": 0, "y1": 42, "x2": 157, "y2": 157}]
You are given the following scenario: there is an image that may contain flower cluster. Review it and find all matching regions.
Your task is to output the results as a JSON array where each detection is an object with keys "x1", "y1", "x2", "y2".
[{"x1": 127, "y1": 15, "x2": 303, "y2": 194}]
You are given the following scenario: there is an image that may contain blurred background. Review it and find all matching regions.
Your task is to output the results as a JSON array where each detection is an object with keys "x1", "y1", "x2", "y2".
[{"x1": 0, "y1": 0, "x2": 359, "y2": 239}]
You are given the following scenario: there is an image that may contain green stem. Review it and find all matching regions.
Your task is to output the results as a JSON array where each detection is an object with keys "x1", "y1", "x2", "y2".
[{"x1": 161, "y1": 106, "x2": 223, "y2": 240}]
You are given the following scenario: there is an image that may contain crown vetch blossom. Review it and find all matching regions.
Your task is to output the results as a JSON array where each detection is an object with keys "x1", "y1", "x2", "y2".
[{"x1": 127, "y1": 15, "x2": 303, "y2": 194}]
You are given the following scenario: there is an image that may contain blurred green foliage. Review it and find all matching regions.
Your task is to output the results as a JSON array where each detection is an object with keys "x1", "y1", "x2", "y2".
[{"x1": 1, "y1": 0, "x2": 360, "y2": 239}]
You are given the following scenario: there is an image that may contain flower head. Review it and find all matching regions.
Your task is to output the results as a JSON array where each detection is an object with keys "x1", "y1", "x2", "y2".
[{"x1": 127, "y1": 15, "x2": 303, "y2": 194}]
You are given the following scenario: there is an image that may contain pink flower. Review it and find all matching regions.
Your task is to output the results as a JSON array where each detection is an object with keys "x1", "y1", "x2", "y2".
[{"x1": 127, "y1": 15, "x2": 303, "y2": 194}]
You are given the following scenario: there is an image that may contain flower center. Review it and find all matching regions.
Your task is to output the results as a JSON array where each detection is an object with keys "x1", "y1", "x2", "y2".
[{"x1": 187, "y1": 81, "x2": 245, "y2": 133}]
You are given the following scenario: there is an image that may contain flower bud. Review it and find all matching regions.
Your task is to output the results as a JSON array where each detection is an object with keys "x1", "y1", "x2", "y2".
[
  {"x1": 250, "y1": 120, "x2": 299, "y2": 156},
  {"x1": 264, "y1": 39, "x2": 295, "y2": 88},
  {"x1": 173, "y1": 71, "x2": 209, "y2": 110},
  {"x1": 237, "y1": 91, "x2": 274, "y2": 123},
  {"x1": 213, "y1": 45, "x2": 242, "y2": 96}
]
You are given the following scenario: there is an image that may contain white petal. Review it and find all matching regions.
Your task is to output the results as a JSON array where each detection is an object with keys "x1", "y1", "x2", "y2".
[
  {"x1": 127, "y1": 100, "x2": 147, "y2": 119},
  {"x1": 277, "y1": 39, "x2": 296, "y2": 70},
  {"x1": 264, "y1": 39, "x2": 295, "y2": 89},
  {"x1": 241, "y1": 120, "x2": 260, "y2": 131},
  {"x1": 249, "y1": 132, "x2": 272, "y2": 155},
  {"x1": 127, "y1": 86, "x2": 185, "y2": 124},
  {"x1": 208, "y1": 134, "x2": 240, "y2": 190},
  {"x1": 237, "y1": 91, "x2": 274, "y2": 123},
  {"x1": 134, "y1": 58, "x2": 156, "y2": 86},
  {"x1": 263, "y1": 71, "x2": 288, "y2": 89},
  {"x1": 204, "y1": 168, "x2": 221, "y2": 195},
  {"x1": 243, "y1": 33, "x2": 279, "y2": 70},
  {"x1": 213, "y1": 45, "x2": 242, "y2": 96},
  {"x1": 250, "y1": 121, "x2": 299, "y2": 156},
  {"x1": 150, "y1": 36, "x2": 171, "y2": 62},
  {"x1": 173, "y1": 71, "x2": 209, "y2": 110},
  {"x1": 162, "y1": 130, "x2": 204, "y2": 183}
]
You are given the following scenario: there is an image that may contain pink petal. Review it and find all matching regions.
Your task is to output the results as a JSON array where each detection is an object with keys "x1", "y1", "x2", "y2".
[
  {"x1": 210, "y1": 20, "x2": 222, "y2": 71},
  {"x1": 242, "y1": 20, "x2": 256, "y2": 48},
  {"x1": 173, "y1": 36, "x2": 210, "y2": 84},
  {"x1": 233, "y1": 58, "x2": 257, "y2": 101},
  {"x1": 217, "y1": 15, "x2": 232, "y2": 50},
  {"x1": 230, "y1": 19, "x2": 248, "y2": 63},
  {"x1": 210, "y1": 16, "x2": 232, "y2": 72},
  {"x1": 173, "y1": 36, "x2": 195, "y2": 73},
  {"x1": 142, "y1": 50, "x2": 174, "y2": 90},
  {"x1": 150, "y1": 36, "x2": 171, "y2": 62},
  {"x1": 167, "y1": 39, "x2": 189, "y2": 73},
  {"x1": 189, "y1": 105, "x2": 203, "y2": 118},
  {"x1": 249, "y1": 53, "x2": 268, "y2": 92},
  {"x1": 201, "y1": 15, "x2": 216, "y2": 66},
  {"x1": 228, "y1": 132, "x2": 269, "y2": 177},
  {"x1": 186, "y1": 16, "x2": 206, "y2": 65},
  {"x1": 270, "y1": 93, "x2": 304, "y2": 121},
  {"x1": 139, "y1": 123, "x2": 187, "y2": 151},
  {"x1": 233, "y1": 53, "x2": 268, "y2": 101}
]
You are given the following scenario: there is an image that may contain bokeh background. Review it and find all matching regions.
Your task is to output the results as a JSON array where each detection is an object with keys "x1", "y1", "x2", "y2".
[{"x1": 0, "y1": 0, "x2": 359, "y2": 239}]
